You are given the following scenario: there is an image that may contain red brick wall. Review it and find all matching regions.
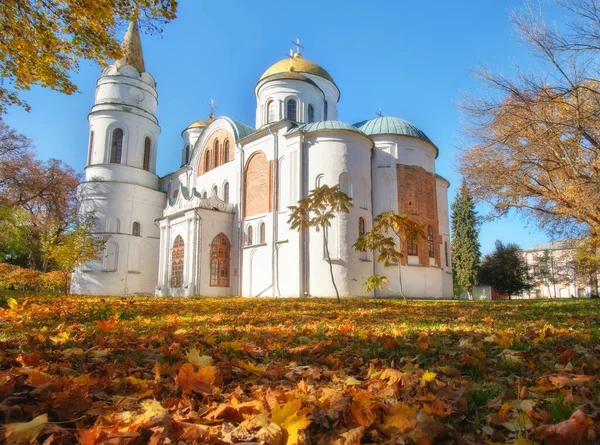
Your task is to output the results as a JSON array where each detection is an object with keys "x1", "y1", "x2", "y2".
[
  {"x1": 197, "y1": 129, "x2": 234, "y2": 175},
  {"x1": 244, "y1": 151, "x2": 272, "y2": 217},
  {"x1": 396, "y1": 165, "x2": 440, "y2": 267}
]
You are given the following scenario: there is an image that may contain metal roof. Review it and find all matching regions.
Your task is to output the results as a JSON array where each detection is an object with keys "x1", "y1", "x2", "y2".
[
  {"x1": 354, "y1": 116, "x2": 434, "y2": 144},
  {"x1": 287, "y1": 120, "x2": 366, "y2": 136}
]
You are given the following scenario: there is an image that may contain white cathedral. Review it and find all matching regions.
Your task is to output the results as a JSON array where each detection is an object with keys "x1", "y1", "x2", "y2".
[{"x1": 71, "y1": 23, "x2": 453, "y2": 299}]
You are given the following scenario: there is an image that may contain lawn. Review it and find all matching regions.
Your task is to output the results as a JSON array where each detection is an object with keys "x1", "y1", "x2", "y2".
[{"x1": 0, "y1": 294, "x2": 598, "y2": 444}]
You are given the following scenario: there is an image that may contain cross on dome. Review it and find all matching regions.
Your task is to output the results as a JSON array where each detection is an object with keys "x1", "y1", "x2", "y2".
[
  {"x1": 377, "y1": 109, "x2": 384, "y2": 117},
  {"x1": 292, "y1": 38, "x2": 304, "y2": 57},
  {"x1": 208, "y1": 99, "x2": 216, "y2": 119}
]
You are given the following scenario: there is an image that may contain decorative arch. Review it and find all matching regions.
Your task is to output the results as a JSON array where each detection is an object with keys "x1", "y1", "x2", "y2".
[
  {"x1": 247, "y1": 226, "x2": 253, "y2": 246},
  {"x1": 110, "y1": 128, "x2": 124, "y2": 164},
  {"x1": 88, "y1": 131, "x2": 94, "y2": 165},
  {"x1": 103, "y1": 240, "x2": 119, "y2": 271},
  {"x1": 259, "y1": 222, "x2": 266, "y2": 244},
  {"x1": 359, "y1": 178, "x2": 367, "y2": 209},
  {"x1": 170, "y1": 235, "x2": 184, "y2": 288},
  {"x1": 266, "y1": 100, "x2": 276, "y2": 124},
  {"x1": 339, "y1": 172, "x2": 351, "y2": 197},
  {"x1": 223, "y1": 181, "x2": 230, "y2": 203},
  {"x1": 210, "y1": 233, "x2": 230, "y2": 287},
  {"x1": 223, "y1": 139, "x2": 230, "y2": 163},
  {"x1": 204, "y1": 150, "x2": 211, "y2": 173},
  {"x1": 212, "y1": 185, "x2": 218, "y2": 197},
  {"x1": 214, "y1": 139, "x2": 220, "y2": 167},
  {"x1": 106, "y1": 216, "x2": 120, "y2": 233},
  {"x1": 244, "y1": 151, "x2": 271, "y2": 217},
  {"x1": 143, "y1": 137, "x2": 151, "y2": 171}
]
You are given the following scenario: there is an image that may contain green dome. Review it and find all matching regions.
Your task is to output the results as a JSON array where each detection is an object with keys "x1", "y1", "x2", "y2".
[
  {"x1": 354, "y1": 116, "x2": 433, "y2": 145},
  {"x1": 288, "y1": 120, "x2": 365, "y2": 136}
]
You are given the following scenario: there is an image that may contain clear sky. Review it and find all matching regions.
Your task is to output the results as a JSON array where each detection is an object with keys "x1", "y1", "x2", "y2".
[{"x1": 2, "y1": 0, "x2": 560, "y2": 254}]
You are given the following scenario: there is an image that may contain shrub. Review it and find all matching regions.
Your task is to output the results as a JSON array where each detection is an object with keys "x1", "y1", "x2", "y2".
[{"x1": 40, "y1": 270, "x2": 68, "y2": 292}]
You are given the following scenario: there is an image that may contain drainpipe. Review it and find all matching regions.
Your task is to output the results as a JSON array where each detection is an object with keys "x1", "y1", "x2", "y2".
[
  {"x1": 369, "y1": 143, "x2": 376, "y2": 298},
  {"x1": 298, "y1": 132, "x2": 306, "y2": 296},
  {"x1": 238, "y1": 143, "x2": 245, "y2": 297},
  {"x1": 268, "y1": 125, "x2": 279, "y2": 296}
]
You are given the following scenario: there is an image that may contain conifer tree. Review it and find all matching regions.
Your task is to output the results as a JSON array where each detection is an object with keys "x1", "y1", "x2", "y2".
[{"x1": 451, "y1": 181, "x2": 481, "y2": 299}]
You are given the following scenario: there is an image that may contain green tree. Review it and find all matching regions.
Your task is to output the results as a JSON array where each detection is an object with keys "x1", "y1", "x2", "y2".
[
  {"x1": 574, "y1": 238, "x2": 600, "y2": 298},
  {"x1": 0, "y1": 206, "x2": 29, "y2": 267},
  {"x1": 288, "y1": 185, "x2": 352, "y2": 302},
  {"x1": 532, "y1": 250, "x2": 558, "y2": 298},
  {"x1": 451, "y1": 181, "x2": 481, "y2": 300},
  {"x1": 353, "y1": 211, "x2": 424, "y2": 302},
  {"x1": 46, "y1": 214, "x2": 104, "y2": 295},
  {"x1": 479, "y1": 240, "x2": 531, "y2": 299},
  {"x1": 1, "y1": 1, "x2": 177, "y2": 113}
]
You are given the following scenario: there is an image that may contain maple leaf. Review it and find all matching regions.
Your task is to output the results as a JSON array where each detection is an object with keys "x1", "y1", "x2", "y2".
[
  {"x1": 186, "y1": 348, "x2": 212, "y2": 368},
  {"x1": 535, "y1": 408, "x2": 594, "y2": 445},
  {"x1": 2, "y1": 413, "x2": 49, "y2": 444},
  {"x1": 380, "y1": 367, "x2": 404, "y2": 385},
  {"x1": 271, "y1": 399, "x2": 311, "y2": 445},
  {"x1": 175, "y1": 363, "x2": 196, "y2": 394},
  {"x1": 383, "y1": 403, "x2": 417, "y2": 432},
  {"x1": 420, "y1": 370, "x2": 437, "y2": 387},
  {"x1": 97, "y1": 317, "x2": 118, "y2": 332},
  {"x1": 416, "y1": 333, "x2": 429, "y2": 350}
]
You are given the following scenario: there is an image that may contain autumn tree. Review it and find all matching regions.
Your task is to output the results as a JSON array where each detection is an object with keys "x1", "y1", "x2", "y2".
[
  {"x1": 288, "y1": 185, "x2": 352, "y2": 302},
  {"x1": 574, "y1": 239, "x2": 600, "y2": 298},
  {"x1": 46, "y1": 214, "x2": 104, "y2": 295},
  {"x1": 532, "y1": 250, "x2": 559, "y2": 298},
  {"x1": 459, "y1": 0, "x2": 600, "y2": 244},
  {"x1": 479, "y1": 240, "x2": 532, "y2": 299},
  {"x1": 451, "y1": 181, "x2": 481, "y2": 300},
  {"x1": 1, "y1": 0, "x2": 178, "y2": 113},
  {"x1": 354, "y1": 211, "x2": 424, "y2": 302}
]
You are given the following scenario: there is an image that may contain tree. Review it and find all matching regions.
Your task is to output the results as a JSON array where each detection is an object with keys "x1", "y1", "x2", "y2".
[
  {"x1": 451, "y1": 181, "x2": 481, "y2": 300},
  {"x1": 459, "y1": 0, "x2": 600, "y2": 244},
  {"x1": 46, "y1": 214, "x2": 104, "y2": 295},
  {"x1": 532, "y1": 250, "x2": 558, "y2": 298},
  {"x1": 288, "y1": 185, "x2": 352, "y2": 302},
  {"x1": 574, "y1": 237, "x2": 600, "y2": 298},
  {"x1": 353, "y1": 211, "x2": 424, "y2": 302},
  {"x1": 479, "y1": 240, "x2": 532, "y2": 299},
  {"x1": 1, "y1": 1, "x2": 177, "y2": 113}
]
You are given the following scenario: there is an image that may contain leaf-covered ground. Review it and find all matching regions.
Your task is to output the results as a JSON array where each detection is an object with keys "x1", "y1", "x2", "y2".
[{"x1": 0, "y1": 294, "x2": 599, "y2": 444}]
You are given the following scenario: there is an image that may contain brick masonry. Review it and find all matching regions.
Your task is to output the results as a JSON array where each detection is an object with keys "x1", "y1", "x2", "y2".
[
  {"x1": 396, "y1": 164, "x2": 440, "y2": 267},
  {"x1": 197, "y1": 129, "x2": 234, "y2": 175},
  {"x1": 244, "y1": 151, "x2": 272, "y2": 217}
]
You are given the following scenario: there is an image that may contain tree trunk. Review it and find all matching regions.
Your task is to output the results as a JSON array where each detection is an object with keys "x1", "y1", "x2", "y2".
[
  {"x1": 467, "y1": 287, "x2": 474, "y2": 300},
  {"x1": 322, "y1": 226, "x2": 340, "y2": 303},
  {"x1": 397, "y1": 263, "x2": 408, "y2": 304},
  {"x1": 590, "y1": 274, "x2": 599, "y2": 298}
]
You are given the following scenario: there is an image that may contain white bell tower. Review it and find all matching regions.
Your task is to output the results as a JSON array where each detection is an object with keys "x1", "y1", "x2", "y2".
[{"x1": 71, "y1": 21, "x2": 166, "y2": 296}]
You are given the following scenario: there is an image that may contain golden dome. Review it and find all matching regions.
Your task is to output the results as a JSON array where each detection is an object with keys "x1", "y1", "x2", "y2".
[
  {"x1": 185, "y1": 116, "x2": 214, "y2": 130},
  {"x1": 259, "y1": 53, "x2": 336, "y2": 85}
]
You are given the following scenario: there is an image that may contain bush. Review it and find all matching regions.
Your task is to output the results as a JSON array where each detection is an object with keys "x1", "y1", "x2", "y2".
[
  {"x1": 0, "y1": 263, "x2": 70, "y2": 292},
  {"x1": 40, "y1": 270, "x2": 68, "y2": 292}
]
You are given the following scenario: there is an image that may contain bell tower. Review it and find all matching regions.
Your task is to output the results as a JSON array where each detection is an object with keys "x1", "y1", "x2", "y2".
[{"x1": 71, "y1": 21, "x2": 166, "y2": 296}]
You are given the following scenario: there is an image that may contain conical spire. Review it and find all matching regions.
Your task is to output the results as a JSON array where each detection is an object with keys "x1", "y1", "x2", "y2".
[{"x1": 114, "y1": 20, "x2": 146, "y2": 73}]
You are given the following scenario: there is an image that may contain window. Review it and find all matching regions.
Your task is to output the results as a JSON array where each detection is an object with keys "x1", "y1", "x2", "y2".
[
  {"x1": 212, "y1": 185, "x2": 218, "y2": 197},
  {"x1": 185, "y1": 145, "x2": 190, "y2": 164},
  {"x1": 358, "y1": 217, "x2": 365, "y2": 237},
  {"x1": 223, "y1": 182, "x2": 229, "y2": 203},
  {"x1": 210, "y1": 233, "x2": 230, "y2": 287},
  {"x1": 408, "y1": 235, "x2": 418, "y2": 256},
  {"x1": 170, "y1": 235, "x2": 184, "y2": 288},
  {"x1": 214, "y1": 140, "x2": 220, "y2": 167},
  {"x1": 204, "y1": 151, "x2": 210, "y2": 172},
  {"x1": 259, "y1": 222, "x2": 266, "y2": 244},
  {"x1": 201, "y1": 190, "x2": 207, "y2": 199},
  {"x1": 110, "y1": 128, "x2": 124, "y2": 164},
  {"x1": 427, "y1": 225, "x2": 435, "y2": 258},
  {"x1": 88, "y1": 131, "x2": 94, "y2": 165},
  {"x1": 444, "y1": 241, "x2": 449, "y2": 267},
  {"x1": 247, "y1": 226, "x2": 253, "y2": 245},
  {"x1": 224, "y1": 140, "x2": 230, "y2": 163},
  {"x1": 132, "y1": 222, "x2": 140, "y2": 237},
  {"x1": 324, "y1": 100, "x2": 328, "y2": 121},
  {"x1": 143, "y1": 137, "x2": 151, "y2": 171},
  {"x1": 286, "y1": 99, "x2": 297, "y2": 121},
  {"x1": 267, "y1": 100, "x2": 276, "y2": 123},
  {"x1": 308, "y1": 104, "x2": 315, "y2": 123}
]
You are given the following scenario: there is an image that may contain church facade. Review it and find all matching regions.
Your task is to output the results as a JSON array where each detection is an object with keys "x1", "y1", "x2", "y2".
[{"x1": 71, "y1": 23, "x2": 453, "y2": 299}]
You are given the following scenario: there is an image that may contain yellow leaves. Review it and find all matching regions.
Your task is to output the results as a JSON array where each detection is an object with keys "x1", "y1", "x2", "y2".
[
  {"x1": 97, "y1": 317, "x2": 118, "y2": 332},
  {"x1": 186, "y1": 348, "x2": 212, "y2": 368},
  {"x1": 271, "y1": 399, "x2": 311, "y2": 445},
  {"x1": 175, "y1": 363, "x2": 216, "y2": 395},
  {"x1": 383, "y1": 403, "x2": 417, "y2": 432},
  {"x1": 1, "y1": 413, "x2": 48, "y2": 444},
  {"x1": 380, "y1": 367, "x2": 405, "y2": 386},
  {"x1": 220, "y1": 340, "x2": 243, "y2": 352},
  {"x1": 420, "y1": 370, "x2": 437, "y2": 387},
  {"x1": 416, "y1": 333, "x2": 429, "y2": 350},
  {"x1": 232, "y1": 359, "x2": 267, "y2": 375}
]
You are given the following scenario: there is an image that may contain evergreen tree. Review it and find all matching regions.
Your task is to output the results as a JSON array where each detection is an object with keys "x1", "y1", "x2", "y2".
[
  {"x1": 451, "y1": 181, "x2": 481, "y2": 299},
  {"x1": 479, "y1": 240, "x2": 532, "y2": 299}
]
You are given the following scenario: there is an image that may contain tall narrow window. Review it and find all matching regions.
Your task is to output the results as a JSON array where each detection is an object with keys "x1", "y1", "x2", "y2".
[
  {"x1": 444, "y1": 241, "x2": 449, "y2": 267},
  {"x1": 247, "y1": 226, "x2": 253, "y2": 246},
  {"x1": 170, "y1": 235, "x2": 184, "y2": 288},
  {"x1": 201, "y1": 191, "x2": 208, "y2": 199},
  {"x1": 143, "y1": 137, "x2": 151, "y2": 171},
  {"x1": 132, "y1": 221, "x2": 140, "y2": 236},
  {"x1": 110, "y1": 128, "x2": 124, "y2": 164},
  {"x1": 185, "y1": 145, "x2": 190, "y2": 164},
  {"x1": 204, "y1": 151, "x2": 210, "y2": 173},
  {"x1": 267, "y1": 100, "x2": 276, "y2": 123},
  {"x1": 286, "y1": 99, "x2": 297, "y2": 121},
  {"x1": 324, "y1": 100, "x2": 328, "y2": 121},
  {"x1": 259, "y1": 222, "x2": 266, "y2": 244},
  {"x1": 212, "y1": 185, "x2": 218, "y2": 197},
  {"x1": 427, "y1": 225, "x2": 435, "y2": 258},
  {"x1": 210, "y1": 233, "x2": 230, "y2": 287},
  {"x1": 358, "y1": 217, "x2": 365, "y2": 236},
  {"x1": 408, "y1": 235, "x2": 418, "y2": 256},
  {"x1": 214, "y1": 140, "x2": 220, "y2": 167},
  {"x1": 308, "y1": 104, "x2": 315, "y2": 123},
  {"x1": 88, "y1": 131, "x2": 94, "y2": 165},
  {"x1": 223, "y1": 182, "x2": 229, "y2": 203}
]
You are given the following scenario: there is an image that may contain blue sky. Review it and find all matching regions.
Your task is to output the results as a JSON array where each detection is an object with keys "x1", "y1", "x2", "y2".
[{"x1": 2, "y1": 0, "x2": 559, "y2": 254}]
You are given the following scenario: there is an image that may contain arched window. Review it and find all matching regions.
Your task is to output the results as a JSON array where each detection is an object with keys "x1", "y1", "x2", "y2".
[
  {"x1": 212, "y1": 185, "x2": 218, "y2": 197},
  {"x1": 308, "y1": 104, "x2": 315, "y2": 123},
  {"x1": 204, "y1": 150, "x2": 211, "y2": 173},
  {"x1": 428, "y1": 225, "x2": 435, "y2": 258},
  {"x1": 223, "y1": 182, "x2": 229, "y2": 202},
  {"x1": 286, "y1": 99, "x2": 297, "y2": 121},
  {"x1": 267, "y1": 100, "x2": 276, "y2": 124},
  {"x1": 143, "y1": 137, "x2": 151, "y2": 171},
  {"x1": 132, "y1": 221, "x2": 140, "y2": 237},
  {"x1": 339, "y1": 172, "x2": 351, "y2": 197},
  {"x1": 407, "y1": 235, "x2": 418, "y2": 256},
  {"x1": 170, "y1": 235, "x2": 184, "y2": 288},
  {"x1": 259, "y1": 222, "x2": 266, "y2": 244},
  {"x1": 247, "y1": 226, "x2": 253, "y2": 246},
  {"x1": 214, "y1": 140, "x2": 220, "y2": 167},
  {"x1": 358, "y1": 217, "x2": 365, "y2": 236},
  {"x1": 224, "y1": 140, "x2": 230, "y2": 163},
  {"x1": 210, "y1": 233, "x2": 230, "y2": 287},
  {"x1": 201, "y1": 190, "x2": 208, "y2": 199},
  {"x1": 88, "y1": 131, "x2": 94, "y2": 165},
  {"x1": 103, "y1": 241, "x2": 119, "y2": 272},
  {"x1": 185, "y1": 145, "x2": 190, "y2": 164},
  {"x1": 324, "y1": 100, "x2": 328, "y2": 121},
  {"x1": 444, "y1": 241, "x2": 449, "y2": 267},
  {"x1": 110, "y1": 128, "x2": 124, "y2": 164},
  {"x1": 107, "y1": 216, "x2": 120, "y2": 233}
]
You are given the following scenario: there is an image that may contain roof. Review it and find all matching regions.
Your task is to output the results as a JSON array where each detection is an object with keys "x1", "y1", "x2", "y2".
[
  {"x1": 184, "y1": 117, "x2": 214, "y2": 131},
  {"x1": 354, "y1": 116, "x2": 433, "y2": 144},
  {"x1": 287, "y1": 120, "x2": 366, "y2": 136},
  {"x1": 182, "y1": 116, "x2": 256, "y2": 141},
  {"x1": 259, "y1": 53, "x2": 336, "y2": 86},
  {"x1": 525, "y1": 239, "x2": 579, "y2": 252},
  {"x1": 114, "y1": 21, "x2": 145, "y2": 73}
]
